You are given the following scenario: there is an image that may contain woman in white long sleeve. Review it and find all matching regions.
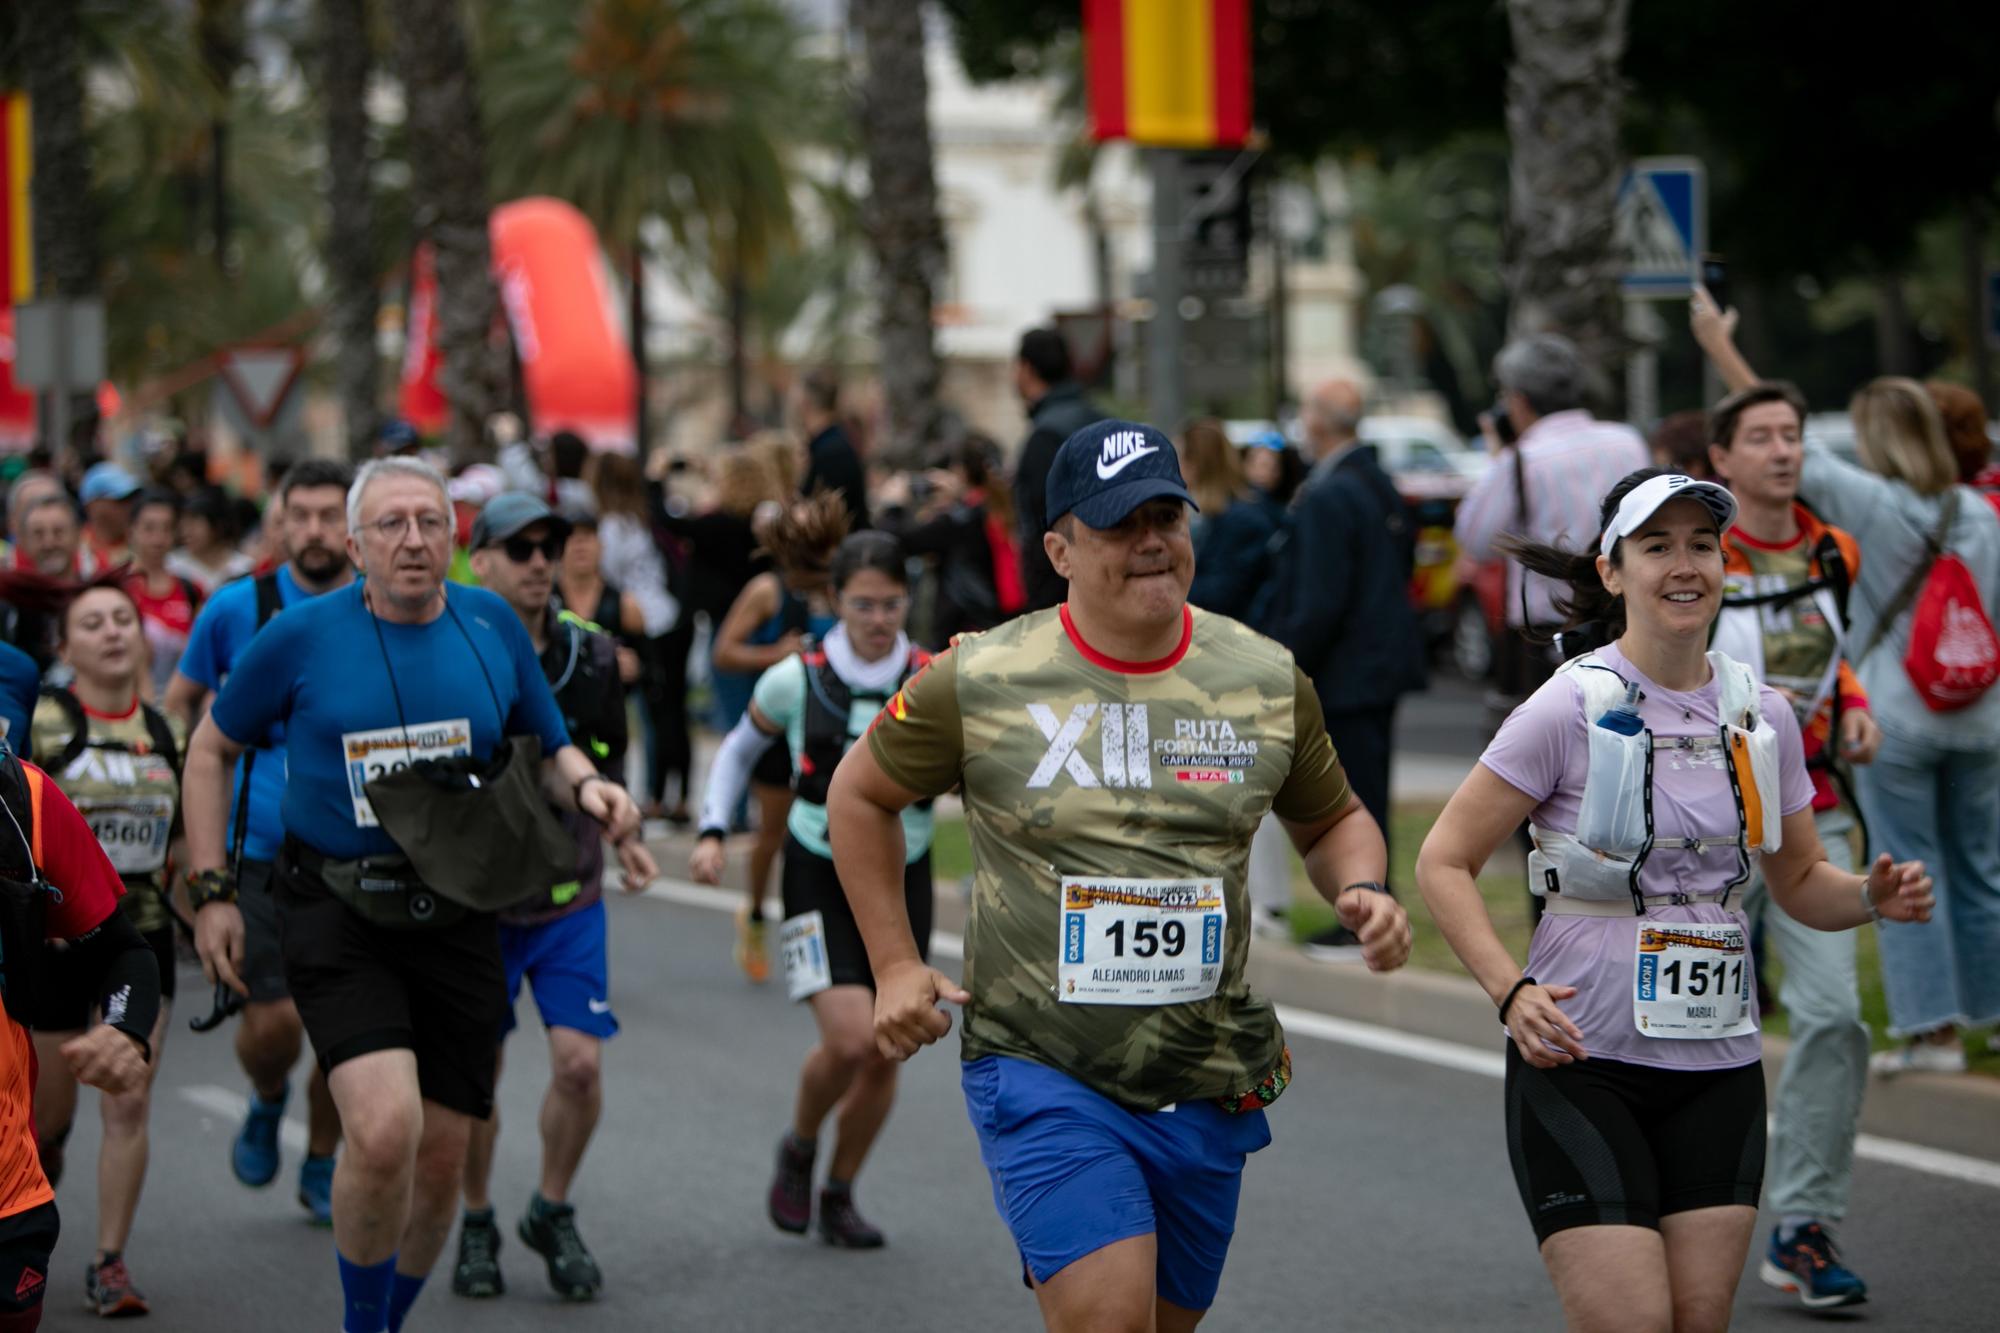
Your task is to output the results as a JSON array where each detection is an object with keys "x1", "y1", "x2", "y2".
[{"x1": 590, "y1": 452, "x2": 687, "y2": 824}]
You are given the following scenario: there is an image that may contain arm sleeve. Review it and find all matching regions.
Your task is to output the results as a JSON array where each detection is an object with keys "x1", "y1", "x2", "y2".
[
  {"x1": 65, "y1": 909, "x2": 162, "y2": 1059},
  {"x1": 1272, "y1": 667, "x2": 1354, "y2": 823},
  {"x1": 1835, "y1": 660, "x2": 1870, "y2": 713},
  {"x1": 697, "y1": 711, "x2": 784, "y2": 834},
  {"x1": 1453, "y1": 452, "x2": 1519, "y2": 561},
  {"x1": 864, "y1": 648, "x2": 965, "y2": 798}
]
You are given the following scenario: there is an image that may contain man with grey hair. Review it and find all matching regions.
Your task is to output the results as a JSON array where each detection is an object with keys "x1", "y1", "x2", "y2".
[
  {"x1": 1455, "y1": 332, "x2": 1647, "y2": 697},
  {"x1": 181, "y1": 456, "x2": 642, "y2": 1333}
]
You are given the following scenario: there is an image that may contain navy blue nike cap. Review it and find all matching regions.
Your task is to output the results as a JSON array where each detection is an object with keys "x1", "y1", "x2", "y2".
[{"x1": 1045, "y1": 419, "x2": 1199, "y2": 531}]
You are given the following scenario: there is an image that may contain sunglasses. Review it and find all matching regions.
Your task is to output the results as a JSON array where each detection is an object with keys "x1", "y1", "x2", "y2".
[{"x1": 498, "y1": 533, "x2": 565, "y2": 563}]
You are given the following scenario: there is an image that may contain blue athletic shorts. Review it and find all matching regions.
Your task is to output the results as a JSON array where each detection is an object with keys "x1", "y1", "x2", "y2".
[
  {"x1": 498, "y1": 900, "x2": 618, "y2": 1040},
  {"x1": 961, "y1": 1055, "x2": 1271, "y2": 1312}
]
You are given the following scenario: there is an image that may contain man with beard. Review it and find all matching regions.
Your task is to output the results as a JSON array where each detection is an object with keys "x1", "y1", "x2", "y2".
[{"x1": 166, "y1": 459, "x2": 355, "y2": 1222}]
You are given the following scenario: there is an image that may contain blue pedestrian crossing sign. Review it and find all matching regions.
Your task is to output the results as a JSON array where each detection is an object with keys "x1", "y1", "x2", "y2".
[{"x1": 1617, "y1": 157, "x2": 1705, "y2": 298}]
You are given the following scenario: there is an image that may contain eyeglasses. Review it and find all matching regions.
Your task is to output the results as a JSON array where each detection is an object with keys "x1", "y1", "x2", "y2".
[
  {"x1": 500, "y1": 533, "x2": 565, "y2": 563},
  {"x1": 843, "y1": 596, "x2": 909, "y2": 617},
  {"x1": 365, "y1": 512, "x2": 450, "y2": 541}
]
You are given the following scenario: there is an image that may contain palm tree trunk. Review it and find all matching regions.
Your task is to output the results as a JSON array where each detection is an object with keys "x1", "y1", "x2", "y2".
[
  {"x1": 1502, "y1": 0, "x2": 1629, "y2": 409},
  {"x1": 19, "y1": 0, "x2": 100, "y2": 453},
  {"x1": 321, "y1": 0, "x2": 379, "y2": 459},
  {"x1": 392, "y1": 0, "x2": 503, "y2": 462},
  {"x1": 852, "y1": 0, "x2": 946, "y2": 464}
]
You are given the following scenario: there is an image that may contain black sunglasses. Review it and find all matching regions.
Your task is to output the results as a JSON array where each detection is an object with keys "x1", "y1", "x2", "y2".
[{"x1": 499, "y1": 532, "x2": 565, "y2": 563}]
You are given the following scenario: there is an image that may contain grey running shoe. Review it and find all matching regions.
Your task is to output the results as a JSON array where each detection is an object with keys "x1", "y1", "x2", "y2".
[
  {"x1": 518, "y1": 1198, "x2": 603, "y2": 1301},
  {"x1": 451, "y1": 1210, "x2": 505, "y2": 1298}
]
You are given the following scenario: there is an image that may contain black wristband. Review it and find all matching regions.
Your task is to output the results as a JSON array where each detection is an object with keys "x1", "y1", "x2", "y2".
[
  {"x1": 1341, "y1": 880, "x2": 1390, "y2": 899},
  {"x1": 1498, "y1": 975, "x2": 1537, "y2": 1026},
  {"x1": 697, "y1": 826, "x2": 728, "y2": 843},
  {"x1": 572, "y1": 773, "x2": 611, "y2": 807}
]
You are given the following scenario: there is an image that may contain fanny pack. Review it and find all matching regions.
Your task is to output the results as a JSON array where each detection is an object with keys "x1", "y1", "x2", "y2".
[
  {"x1": 359, "y1": 594, "x2": 576, "y2": 912},
  {"x1": 289, "y1": 839, "x2": 466, "y2": 930},
  {"x1": 1214, "y1": 1045, "x2": 1291, "y2": 1115}
]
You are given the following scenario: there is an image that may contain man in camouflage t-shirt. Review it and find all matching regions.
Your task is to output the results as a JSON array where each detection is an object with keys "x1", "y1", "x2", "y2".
[{"x1": 829, "y1": 420, "x2": 1410, "y2": 1331}]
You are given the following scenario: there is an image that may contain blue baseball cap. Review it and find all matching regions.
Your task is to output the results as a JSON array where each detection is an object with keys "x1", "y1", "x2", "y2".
[
  {"x1": 79, "y1": 462, "x2": 140, "y2": 505},
  {"x1": 1045, "y1": 420, "x2": 1198, "y2": 531},
  {"x1": 469, "y1": 492, "x2": 570, "y2": 550}
]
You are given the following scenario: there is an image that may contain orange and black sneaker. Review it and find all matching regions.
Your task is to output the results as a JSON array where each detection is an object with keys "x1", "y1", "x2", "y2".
[{"x1": 85, "y1": 1254, "x2": 148, "y2": 1318}]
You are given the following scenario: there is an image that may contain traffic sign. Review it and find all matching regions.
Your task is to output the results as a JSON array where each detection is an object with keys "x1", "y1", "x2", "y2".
[
  {"x1": 1617, "y1": 157, "x2": 1705, "y2": 298},
  {"x1": 218, "y1": 345, "x2": 305, "y2": 429}
]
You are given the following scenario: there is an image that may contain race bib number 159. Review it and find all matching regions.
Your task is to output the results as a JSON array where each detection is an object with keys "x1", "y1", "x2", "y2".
[{"x1": 1057, "y1": 875, "x2": 1225, "y2": 1007}]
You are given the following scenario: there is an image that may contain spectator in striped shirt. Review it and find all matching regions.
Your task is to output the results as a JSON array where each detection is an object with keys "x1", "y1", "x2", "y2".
[{"x1": 1455, "y1": 333, "x2": 1648, "y2": 699}]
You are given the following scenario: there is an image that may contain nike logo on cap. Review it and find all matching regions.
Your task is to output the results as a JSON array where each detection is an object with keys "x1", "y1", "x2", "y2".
[{"x1": 1096, "y1": 430, "x2": 1158, "y2": 480}]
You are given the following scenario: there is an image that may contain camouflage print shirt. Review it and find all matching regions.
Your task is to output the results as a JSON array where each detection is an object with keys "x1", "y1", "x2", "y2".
[{"x1": 866, "y1": 604, "x2": 1351, "y2": 1111}]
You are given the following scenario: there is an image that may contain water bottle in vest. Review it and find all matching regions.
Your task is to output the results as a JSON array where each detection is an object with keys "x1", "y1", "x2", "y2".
[{"x1": 1576, "y1": 682, "x2": 1649, "y2": 855}]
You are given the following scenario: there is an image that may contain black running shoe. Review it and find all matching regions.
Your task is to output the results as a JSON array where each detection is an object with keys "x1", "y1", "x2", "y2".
[
  {"x1": 817, "y1": 1187, "x2": 885, "y2": 1249},
  {"x1": 768, "y1": 1135, "x2": 814, "y2": 1234},
  {"x1": 518, "y1": 1199, "x2": 603, "y2": 1302},
  {"x1": 452, "y1": 1210, "x2": 504, "y2": 1298}
]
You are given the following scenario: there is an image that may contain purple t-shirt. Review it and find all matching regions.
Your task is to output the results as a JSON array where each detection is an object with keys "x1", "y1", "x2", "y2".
[{"x1": 1480, "y1": 642, "x2": 1814, "y2": 1070}]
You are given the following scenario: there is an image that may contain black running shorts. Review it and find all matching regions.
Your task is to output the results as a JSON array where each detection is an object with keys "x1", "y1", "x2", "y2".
[
  {"x1": 0, "y1": 1201, "x2": 56, "y2": 1317},
  {"x1": 779, "y1": 834, "x2": 931, "y2": 991},
  {"x1": 29, "y1": 922, "x2": 175, "y2": 1033},
  {"x1": 751, "y1": 734, "x2": 792, "y2": 789},
  {"x1": 1505, "y1": 1045, "x2": 1766, "y2": 1243},
  {"x1": 276, "y1": 843, "x2": 506, "y2": 1120},
  {"x1": 235, "y1": 858, "x2": 292, "y2": 1005}
]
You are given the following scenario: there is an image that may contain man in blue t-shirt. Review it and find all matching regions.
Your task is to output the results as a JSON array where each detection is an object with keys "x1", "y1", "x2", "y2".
[
  {"x1": 182, "y1": 459, "x2": 642, "y2": 1333},
  {"x1": 0, "y1": 637, "x2": 39, "y2": 758},
  {"x1": 165, "y1": 457, "x2": 353, "y2": 1222}
]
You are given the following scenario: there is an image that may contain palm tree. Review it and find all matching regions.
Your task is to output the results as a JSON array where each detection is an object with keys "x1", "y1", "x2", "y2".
[
  {"x1": 319, "y1": 0, "x2": 380, "y2": 456},
  {"x1": 481, "y1": 0, "x2": 833, "y2": 443},
  {"x1": 1503, "y1": 0, "x2": 1628, "y2": 405},
  {"x1": 851, "y1": 0, "x2": 947, "y2": 463},
  {"x1": 393, "y1": 0, "x2": 504, "y2": 459}
]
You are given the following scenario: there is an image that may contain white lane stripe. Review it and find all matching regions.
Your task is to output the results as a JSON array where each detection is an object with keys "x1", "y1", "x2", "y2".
[
  {"x1": 179, "y1": 1083, "x2": 308, "y2": 1155},
  {"x1": 634, "y1": 873, "x2": 2000, "y2": 1190}
]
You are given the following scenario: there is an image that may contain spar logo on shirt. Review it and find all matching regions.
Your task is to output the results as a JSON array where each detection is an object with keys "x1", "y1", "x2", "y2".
[{"x1": 1026, "y1": 707, "x2": 1259, "y2": 789}]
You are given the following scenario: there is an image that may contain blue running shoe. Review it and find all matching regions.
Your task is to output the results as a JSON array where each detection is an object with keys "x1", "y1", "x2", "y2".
[
  {"x1": 1759, "y1": 1222, "x2": 1868, "y2": 1310},
  {"x1": 232, "y1": 1086, "x2": 288, "y2": 1187},
  {"x1": 298, "y1": 1154, "x2": 335, "y2": 1226}
]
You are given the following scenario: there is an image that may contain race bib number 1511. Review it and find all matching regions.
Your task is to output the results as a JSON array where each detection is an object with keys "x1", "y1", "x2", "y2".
[{"x1": 1057, "y1": 875, "x2": 1225, "y2": 1007}]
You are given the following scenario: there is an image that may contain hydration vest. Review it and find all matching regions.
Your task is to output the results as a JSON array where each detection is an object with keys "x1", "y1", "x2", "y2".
[
  {"x1": 791, "y1": 644, "x2": 932, "y2": 807},
  {"x1": 1529, "y1": 650, "x2": 1782, "y2": 914},
  {"x1": 0, "y1": 746, "x2": 53, "y2": 1019}
]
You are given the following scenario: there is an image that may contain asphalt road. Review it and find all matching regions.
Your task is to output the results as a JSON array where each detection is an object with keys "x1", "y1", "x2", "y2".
[{"x1": 37, "y1": 882, "x2": 2000, "y2": 1332}]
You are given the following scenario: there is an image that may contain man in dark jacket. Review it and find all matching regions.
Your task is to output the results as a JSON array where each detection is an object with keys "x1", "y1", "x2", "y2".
[
  {"x1": 1009, "y1": 328, "x2": 1105, "y2": 610},
  {"x1": 796, "y1": 370, "x2": 870, "y2": 531},
  {"x1": 1268, "y1": 380, "x2": 1426, "y2": 953}
]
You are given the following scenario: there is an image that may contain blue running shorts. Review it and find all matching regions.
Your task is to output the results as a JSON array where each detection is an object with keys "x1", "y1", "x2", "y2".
[
  {"x1": 961, "y1": 1055, "x2": 1272, "y2": 1312},
  {"x1": 498, "y1": 900, "x2": 618, "y2": 1040}
]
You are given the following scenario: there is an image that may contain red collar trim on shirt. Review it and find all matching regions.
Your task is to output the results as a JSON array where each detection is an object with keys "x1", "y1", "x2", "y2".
[
  {"x1": 1728, "y1": 508, "x2": 1810, "y2": 553},
  {"x1": 1059, "y1": 604, "x2": 1193, "y2": 674},
  {"x1": 80, "y1": 694, "x2": 140, "y2": 723}
]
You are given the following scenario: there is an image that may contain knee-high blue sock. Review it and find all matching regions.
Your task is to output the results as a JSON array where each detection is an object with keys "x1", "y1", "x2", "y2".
[
  {"x1": 337, "y1": 1252, "x2": 397, "y2": 1333},
  {"x1": 386, "y1": 1272, "x2": 426, "y2": 1333}
]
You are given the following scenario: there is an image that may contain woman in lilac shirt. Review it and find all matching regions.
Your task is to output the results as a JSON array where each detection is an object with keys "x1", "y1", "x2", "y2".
[{"x1": 1416, "y1": 468, "x2": 1933, "y2": 1332}]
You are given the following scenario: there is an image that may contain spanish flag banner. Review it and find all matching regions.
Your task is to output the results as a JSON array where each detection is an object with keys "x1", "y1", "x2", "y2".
[{"x1": 1086, "y1": 0, "x2": 1251, "y2": 149}]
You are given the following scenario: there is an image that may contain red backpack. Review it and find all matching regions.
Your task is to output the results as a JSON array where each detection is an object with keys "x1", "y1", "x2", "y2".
[{"x1": 1865, "y1": 489, "x2": 2000, "y2": 711}]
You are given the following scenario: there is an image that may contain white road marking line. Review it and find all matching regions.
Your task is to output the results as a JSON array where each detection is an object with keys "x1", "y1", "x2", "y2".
[
  {"x1": 179, "y1": 1083, "x2": 308, "y2": 1155},
  {"x1": 634, "y1": 873, "x2": 2000, "y2": 1190}
]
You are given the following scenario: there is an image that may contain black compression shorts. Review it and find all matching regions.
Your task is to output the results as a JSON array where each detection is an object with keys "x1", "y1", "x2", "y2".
[
  {"x1": 0, "y1": 1201, "x2": 56, "y2": 1319},
  {"x1": 751, "y1": 734, "x2": 792, "y2": 789},
  {"x1": 29, "y1": 922, "x2": 175, "y2": 1032},
  {"x1": 235, "y1": 858, "x2": 291, "y2": 1004},
  {"x1": 1505, "y1": 1045, "x2": 1765, "y2": 1243},
  {"x1": 276, "y1": 843, "x2": 506, "y2": 1120},
  {"x1": 779, "y1": 834, "x2": 931, "y2": 992}
]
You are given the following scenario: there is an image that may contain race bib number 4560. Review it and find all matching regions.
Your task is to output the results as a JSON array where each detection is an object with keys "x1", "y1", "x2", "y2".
[
  {"x1": 1057, "y1": 875, "x2": 1225, "y2": 1007},
  {"x1": 342, "y1": 720, "x2": 473, "y2": 827},
  {"x1": 1632, "y1": 920, "x2": 1757, "y2": 1039}
]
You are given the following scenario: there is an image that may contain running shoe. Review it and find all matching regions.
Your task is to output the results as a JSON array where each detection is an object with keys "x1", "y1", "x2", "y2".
[
  {"x1": 817, "y1": 1186, "x2": 885, "y2": 1249},
  {"x1": 297, "y1": 1154, "x2": 335, "y2": 1226},
  {"x1": 1249, "y1": 907, "x2": 1291, "y2": 942},
  {"x1": 736, "y1": 910, "x2": 771, "y2": 984},
  {"x1": 452, "y1": 1209, "x2": 505, "y2": 1298},
  {"x1": 1759, "y1": 1223, "x2": 1867, "y2": 1310},
  {"x1": 768, "y1": 1134, "x2": 815, "y2": 1234},
  {"x1": 232, "y1": 1085, "x2": 288, "y2": 1187},
  {"x1": 1300, "y1": 924, "x2": 1368, "y2": 963},
  {"x1": 517, "y1": 1198, "x2": 602, "y2": 1301},
  {"x1": 85, "y1": 1255, "x2": 148, "y2": 1318},
  {"x1": 1868, "y1": 1039, "x2": 1967, "y2": 1076}
]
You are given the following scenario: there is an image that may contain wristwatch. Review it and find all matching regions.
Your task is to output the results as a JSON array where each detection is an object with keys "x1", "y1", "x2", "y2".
[{"x1": 185, "y1": 867, "x2": 236, "y2": 910}]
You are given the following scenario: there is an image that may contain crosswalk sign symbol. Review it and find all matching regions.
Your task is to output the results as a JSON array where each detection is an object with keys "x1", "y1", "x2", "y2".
[{"x1": 1617, "y1": 157, "x2": 1705, "y2": 298}]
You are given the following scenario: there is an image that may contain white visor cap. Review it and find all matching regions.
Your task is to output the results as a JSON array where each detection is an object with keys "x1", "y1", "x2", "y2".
[{"x1": 1599, "y1": 473, "x2": 1738, "y2": 558}]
